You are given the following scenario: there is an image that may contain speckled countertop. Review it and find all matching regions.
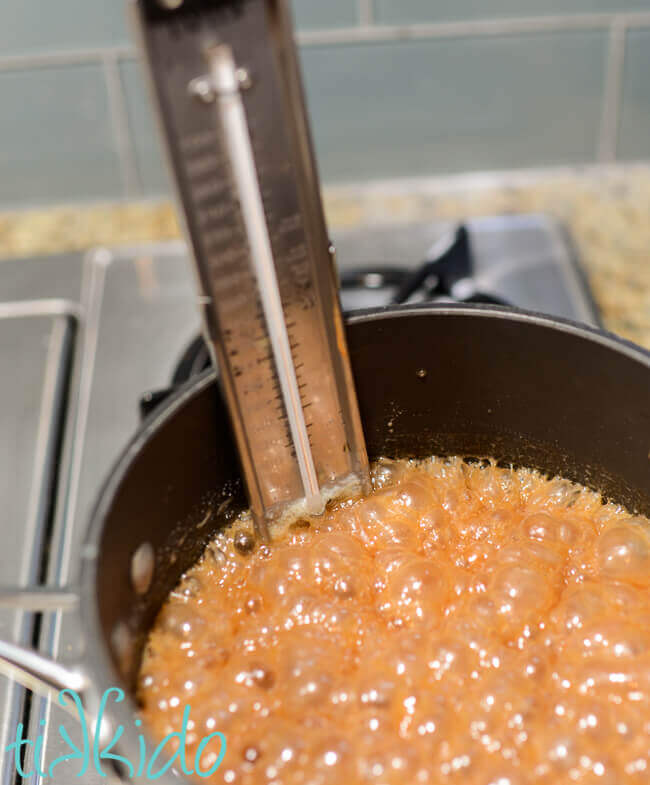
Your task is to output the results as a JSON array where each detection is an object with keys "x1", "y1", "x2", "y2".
[{"x1": 0, "y1": 165, "x2": 648, "y2": 350}]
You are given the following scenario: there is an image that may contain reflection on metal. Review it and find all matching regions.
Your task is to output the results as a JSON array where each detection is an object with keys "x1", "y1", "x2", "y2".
[
  {"x1": 0, "y1": 589, "x2": 79, "y2": 613},
  {"x1": 0, "y1": 639, "x2": 86, "y2": 706},
  {"x1": 0, "y1": 299, "x2": 82, "y2": 320}
]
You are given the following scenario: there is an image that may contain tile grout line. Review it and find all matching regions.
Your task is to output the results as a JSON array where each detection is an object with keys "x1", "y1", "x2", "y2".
[
  {"x1": 598, "y1": 19, "x2": 627, "y2": 164},
  {"x1": 102, "y1": 53, "x2": 142, "y2": 199},
  {"x1": 294, "y1": 12, "x2": 650, "y2": 46},
  {"x1": 1, "y1": 11, "x2": 650, "y2": 69},
  {"x1": 358, "y1": 0, "x2": 374, "y2": 27},
  {"x1": 0, "y1": 46, "x2": 134, "y2": 71}
]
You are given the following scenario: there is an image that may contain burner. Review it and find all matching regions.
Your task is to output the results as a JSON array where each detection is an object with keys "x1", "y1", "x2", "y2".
[
  {"x1": 139, "y1": 333, "x2": 211, "y2": 417},
  {"x1": 139, "y1": 225, "x2": 511, "y2": 418},
  {"x1": 339, "y1": 225, "x2": 509, "y2": 308},
  {"x1": 172, "y1": 333, "x2": 212, "y2": 385},
  {"x1": 139, "y1": 214, "x2": 599, "y2": 419}
]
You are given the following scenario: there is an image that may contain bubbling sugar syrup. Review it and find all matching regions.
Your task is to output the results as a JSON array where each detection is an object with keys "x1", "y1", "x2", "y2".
[{"x1": 139, "y1": 457, "x2": 650, "y2": 784}]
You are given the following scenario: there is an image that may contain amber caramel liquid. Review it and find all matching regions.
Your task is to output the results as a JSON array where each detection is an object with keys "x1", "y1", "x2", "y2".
[{"x1": 139, "y1": 457, "x2": 650, "y2": 784}]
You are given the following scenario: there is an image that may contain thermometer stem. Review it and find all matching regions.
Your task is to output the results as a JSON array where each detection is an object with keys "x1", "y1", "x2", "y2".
[{"x1": 209, "y1": 44, "x2": 323, "y2": 516}]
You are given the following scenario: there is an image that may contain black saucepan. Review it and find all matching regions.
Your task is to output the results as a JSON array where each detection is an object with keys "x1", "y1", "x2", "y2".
[{"x1": 3, "y1": 304, "x2": 650, "y2": 783}]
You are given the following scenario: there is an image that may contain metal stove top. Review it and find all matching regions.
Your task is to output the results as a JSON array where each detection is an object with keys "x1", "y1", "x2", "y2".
[{"x1": 0, "y1": 213, "x2": 599, "y2": 784}]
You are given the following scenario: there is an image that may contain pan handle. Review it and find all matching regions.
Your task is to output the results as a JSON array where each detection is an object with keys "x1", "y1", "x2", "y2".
[
  {"x1": 0, "y1": 624, "x2": 137, "y2": 782},
  {"x1": 0, "y1": 638, "x2": 87, "y2": 699},
  {"x1": 0, "y1": 587, "x2": 175, "y2": 784}
]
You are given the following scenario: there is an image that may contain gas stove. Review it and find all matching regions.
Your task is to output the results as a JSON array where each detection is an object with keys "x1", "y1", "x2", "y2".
[
  {"x1": 0, "y1": 213, "x2": 598, "y2": 783},
  {"x1": 144, "y1": 214, "x2": 599, "y2": 408}
]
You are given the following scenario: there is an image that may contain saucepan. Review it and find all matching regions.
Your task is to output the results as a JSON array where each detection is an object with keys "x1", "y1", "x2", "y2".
[{"x1": 1, "y1": 303, "x2": 648, "y2": 783}]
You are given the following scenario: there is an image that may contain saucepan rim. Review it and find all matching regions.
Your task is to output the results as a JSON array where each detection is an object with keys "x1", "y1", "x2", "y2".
[{"x1": 76, "y1": 302, "x2": 650, "y2": 782}]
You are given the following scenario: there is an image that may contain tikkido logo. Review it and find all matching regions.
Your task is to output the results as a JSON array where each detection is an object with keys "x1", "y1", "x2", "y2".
[{"x1": 6, "y1": 688, "x2": 227, "y2": 780}]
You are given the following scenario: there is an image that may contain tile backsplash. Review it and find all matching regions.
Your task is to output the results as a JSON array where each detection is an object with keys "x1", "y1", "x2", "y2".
[
  {"x1": 373, "y1": 0, "x2": 650, "y2": 25},
  {"x1": 0, "y1": 1, "x2": 129, "y2": 56},
  {"x1": 0, "y1": 64, "x2": 122, "y2": 205},
  {"x1": 618, "y1": 28, "x2": 650, "y2": 160},
  {"x1": 292, "y1": 0, "x2": 360, "y2": 29},
  {"x1": 300, "y1": 31, "x2": 607, "y2": 180},
  {"x1": 1, "y1": 1, "x2": 650, "y2": 208}
]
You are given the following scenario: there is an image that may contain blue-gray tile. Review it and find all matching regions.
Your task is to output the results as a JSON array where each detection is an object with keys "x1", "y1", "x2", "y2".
[
  {"x1": 120, "y1": 59, "x2": 170, "y2": 197},
  {"x1": 0, "y1": 1, "x2": 129, "y2": 57},
  {"x1": 291, "y1": 0, "x2": 357, "y2": 30},
  {"x1": 374, "y1": 0, "x2": 650, "y2": 25},
  {"x1": 618, "y1": 29, "x2": 650, "y2": 160},
  {"x1": 299, "y1": 32, "x2": 607, "y2": 182},
  {"x1": 0, "y1": 64, "x2": 123, "y2": 207}
]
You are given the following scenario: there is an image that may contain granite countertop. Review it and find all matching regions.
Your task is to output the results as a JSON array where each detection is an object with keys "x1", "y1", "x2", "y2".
[{"x1": 0, "y1": 165, "x2": 648, "y2": 350}]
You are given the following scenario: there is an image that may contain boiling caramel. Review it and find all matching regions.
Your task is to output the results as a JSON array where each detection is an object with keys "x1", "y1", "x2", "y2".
[{"x1": 139, "y1": 457, "x2": 650, "y2": 783}]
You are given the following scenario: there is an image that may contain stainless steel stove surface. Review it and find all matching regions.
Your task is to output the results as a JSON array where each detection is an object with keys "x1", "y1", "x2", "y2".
[
  {"x1": 335, "y1": 214, "x2": 598, "y2": 322},
  {"x1": 0, "y1": 213, "x2": 599, "y2": 783}
]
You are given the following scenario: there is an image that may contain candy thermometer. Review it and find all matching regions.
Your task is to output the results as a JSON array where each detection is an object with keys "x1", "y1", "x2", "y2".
[{"x1": 132, "y1": 0, "x2": 370, "y2": 539}]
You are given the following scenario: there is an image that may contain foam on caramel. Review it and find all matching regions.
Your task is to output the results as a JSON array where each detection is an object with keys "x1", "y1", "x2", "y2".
[{"x1": 138, "y1": 457, "x2": 650, "y2": 784}]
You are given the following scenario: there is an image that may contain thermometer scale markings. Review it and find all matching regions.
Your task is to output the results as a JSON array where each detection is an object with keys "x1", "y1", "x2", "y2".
[
  {"x1": 209, "y1": 43, "x2": 323, "y2": 509},
  {"x1": 134, "y1": 0, "x2": 369, "y2": 534},
  {"x1": 180, "y1": 170, "x2": 305, "y2": 516}
]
